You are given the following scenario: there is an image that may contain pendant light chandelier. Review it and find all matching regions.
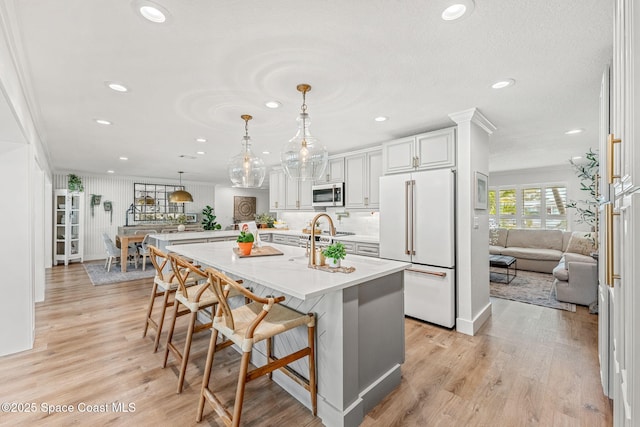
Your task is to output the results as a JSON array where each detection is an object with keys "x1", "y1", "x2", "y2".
[
  {"x1": 169, "y1": 171, "x2": 193, "y2": 203},
  {"x1": 228, "y1": 114, "x2": 266, "y2": 188},
  {"x1": 281, "y1": 83, "x2": 328, "y2": 181}
]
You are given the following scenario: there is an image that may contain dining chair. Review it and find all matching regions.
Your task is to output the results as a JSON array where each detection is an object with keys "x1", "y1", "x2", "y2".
[
  {"x1": 137, "y1": 232, "x2": 156, "y2": 271},
  {"x1": 143, "y1": 245, "x2": 194, "y2": 352},
  {"x1": 196, "y1": 267, "x2": 317, "y2": 426},
  {"x1": 102, "y1": 233, "x2": 138, "y2": 272},
  {"x1": 163, "y1": 254, "x2": 242, "y2": 394}
]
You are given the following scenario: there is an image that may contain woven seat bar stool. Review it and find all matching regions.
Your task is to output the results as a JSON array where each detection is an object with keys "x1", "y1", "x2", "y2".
[
  {"x1": 142, "y1": 245, "x2": 195, "y2": 352},
  {"x1": 163, "y1": 254, "x2": 242, "y2": 394},
  {"x1": 196, "y1": 267, "x2": 317, "y2": 426}
]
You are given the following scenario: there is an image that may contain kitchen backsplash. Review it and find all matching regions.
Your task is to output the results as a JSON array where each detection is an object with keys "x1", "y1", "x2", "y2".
[{"x1": 276, "y1": 209, "x2": 379, "y2": 237}]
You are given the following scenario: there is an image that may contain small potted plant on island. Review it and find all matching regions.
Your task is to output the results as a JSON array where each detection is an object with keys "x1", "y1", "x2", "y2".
[
  {"x1": 236, "y1": 231, "x2": 255, "y2": 256},
  {"x1": 323, "y1": 241, "x2": 346, "y2": 268},
  {"x1": 255, "y1": 212, "x2": 275, "y2": 229}
]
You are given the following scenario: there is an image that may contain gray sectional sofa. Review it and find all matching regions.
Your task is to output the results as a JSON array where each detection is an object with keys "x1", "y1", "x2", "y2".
[
  {"x1": 490, "y1": 228, "x2": 573, "y2": 273},
  {"x1": 490, "y1": 228, "x2": 598, "y2": 306}
]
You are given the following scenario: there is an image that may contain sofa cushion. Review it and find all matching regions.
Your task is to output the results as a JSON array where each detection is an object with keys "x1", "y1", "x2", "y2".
[
  {"x1": 505, "y1": 229, "x2": 563, "y2": 251},
  {"x1": 562, "y1": 231, "x2": 573, "y2": 251},
  {"x1": 502, "y1": 247, "x2": 564, "y2": 261},
  {"x1": 489, "y1": 245, "x2": 504, "y2": 255},
  {"x1": 490, "y1": 228, "x2": 508, "y2": 247},
  {"x1": 566, "y1": 232, "x2": 597, "y2": 256},
  {"x1": 564, "y1": 252, "x2": 597, "y2": 264}
]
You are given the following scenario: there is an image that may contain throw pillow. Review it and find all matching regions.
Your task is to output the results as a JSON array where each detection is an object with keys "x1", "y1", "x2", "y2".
[{"x1": 566, "y1": 233, "x2": 596, "y2": 256}]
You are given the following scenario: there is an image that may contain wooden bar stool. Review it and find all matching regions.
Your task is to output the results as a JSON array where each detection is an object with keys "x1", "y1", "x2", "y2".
[
  {"x1": 143, "y1": 245, "x2": 193, "y2": 352},
  {"x1": 196, "y1": 267, "x2": 317, "y2": 426},
  {"x1": 163, "y1": 254, "x2": 238, "y2": 394}
]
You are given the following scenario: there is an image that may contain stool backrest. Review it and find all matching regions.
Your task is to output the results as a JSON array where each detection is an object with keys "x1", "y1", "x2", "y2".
[
  {"x1": 168, "y1": 253, "x2": 207, "y2": 298},
  {"x1": 148, "y1": 245, "x2": 173, "y2": 282}
]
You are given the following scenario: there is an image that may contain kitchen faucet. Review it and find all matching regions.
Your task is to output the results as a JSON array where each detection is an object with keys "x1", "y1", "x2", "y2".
[{"x1": 308, "y1": 213, "x2": 336, "y2": 267}]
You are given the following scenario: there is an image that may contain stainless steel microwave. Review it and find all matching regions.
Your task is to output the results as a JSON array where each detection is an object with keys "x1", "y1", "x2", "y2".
[{"x1": 312, "y1": 182, "x2": 345, "y2": 207}]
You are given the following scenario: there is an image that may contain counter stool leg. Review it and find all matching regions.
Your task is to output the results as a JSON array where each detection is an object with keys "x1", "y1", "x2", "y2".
[
  {"x1": 142, "y1": 282, "x2": 158, "y2": 338},
  {"x1": 266, "y1": 337, "x2": 273, "y2": 379},
  {"x1": 196, "y1": 328, "x2": 219, "y2": 423},
  {"x1": 232, "y1": 352, "x2": 252, "y2": 427},
  {"x1": 177, "y1": 311, "x2": 198, "y2": 394},
  {"x1": 153, "y1": 289, "x2": 171, "y2": 352},
  {"x1": 309, "y1": 322, "x2": 317, "y2": 416},
  {"x1": 163, "y1": 299, "x2": 180, "y2": 368}
]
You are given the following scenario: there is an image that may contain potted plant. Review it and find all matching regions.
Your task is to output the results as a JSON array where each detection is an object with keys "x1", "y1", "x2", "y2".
[
  {"x1": 255, "y1": 212, "x2": 275, "y2": 229},
  {"x1": 323, "y1": 241, "x2": 347, "y2": 268},
  {"x1": 201, "y1": 205, "x2": 222, "y2": 231},
  {"x1": 176, "y1": 214, "x2": 187, "y2": 232},
  {"x1": 236, "y1": 231, "x2": 255, "y2": 256},
  {"x1": 68, "y1": 174, "x2": 84, "y2": 192}
]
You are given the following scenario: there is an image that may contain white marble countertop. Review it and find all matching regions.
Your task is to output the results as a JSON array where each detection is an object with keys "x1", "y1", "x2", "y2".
[
  {"x1": 166, "y1": 241, "x2": 407, "y2": 300},
  {"x1": 151, "y1": 229, "x2": 380, "y2": 244}
]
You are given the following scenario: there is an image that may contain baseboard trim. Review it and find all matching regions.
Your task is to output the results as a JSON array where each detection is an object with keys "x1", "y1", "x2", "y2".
[{"x1": 456, "y1": 301, "x2": 492, "y2": 336}]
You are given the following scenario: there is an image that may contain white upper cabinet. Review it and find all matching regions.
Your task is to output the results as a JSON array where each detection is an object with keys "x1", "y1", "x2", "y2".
[
  {"x1": 382, "y1": 127, "x2": 456, "y2": 174},
  {"x1": 285, "y1": 177, "x2": 314, "y2": 210},
  {"x1": 319, "y1": 156, "x2": 345, "y2": 184},
  {"x1": 269, "y1": 169, "x2": 286, "y2": 210},
  {"x1": 345, "y1": 148, "x2": 382, "y2": 209}
]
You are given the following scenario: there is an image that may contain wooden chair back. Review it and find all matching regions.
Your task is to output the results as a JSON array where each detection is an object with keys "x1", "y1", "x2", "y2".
[
  {"x1": 168, "y1": 253, "x2": 207, "y2": 299},
  {"x1": 148, "y1": 245, "x2": 173, "y2": 283},
  {"x1": 204, "y1": 267, "x2": 285, "y2": 338}
]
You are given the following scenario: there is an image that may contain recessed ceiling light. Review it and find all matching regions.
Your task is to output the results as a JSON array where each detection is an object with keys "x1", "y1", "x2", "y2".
[
  {"x1": 107, "y1": 170, "x2": 115, "y2": 174},
  {"x1": 106, "y1": 82, "x2": 128, "y2": 92},
  {"x1": 196, "y1": 151, "x2": 206, "y2": 155},
  {"x1": 139, "y1": 5, "x2": 166, "y2": 23},
  {"x1": 119, "y1": 156, "x2": 128, "y2": 161},
  {"x1": 491, "y1": 79, "x2": 515, "y2": 89},
  {"x1": 265, "y1": 101, "x2": 281, "y2": 109},
  {"x1": 262, "y1": 151, "x2": 271, "y2": 155},
  {"x1": 441, "y1": 0, "x2": 474, "y2": 21},
  {"x1": 374, "y1": 116, "x2": 388, "y2": 122},
  {"x1": 195, "y1": 137, "x2": 207, "y2": 143},
  {"x1": 565, "y1": 129, "x2": 584, "y2": 135},
  {"x1": 95, "y1": 119, "x2": 112, "y2": 125}
]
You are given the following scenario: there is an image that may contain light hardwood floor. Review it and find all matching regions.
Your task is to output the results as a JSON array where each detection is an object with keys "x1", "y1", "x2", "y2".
[{"x1": 0, "y1": 264, "x2": 612, "y2": 426}]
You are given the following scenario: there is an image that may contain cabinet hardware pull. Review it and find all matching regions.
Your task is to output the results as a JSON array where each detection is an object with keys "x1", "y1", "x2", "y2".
[
  {"x1": 605, "y1": 203, "x2": 620, "y2": 287},
  {"x1": 607, "y1": 133, "x2": 621, "y2": 184},
  {"x1": 406, "y1": 268, "x2": 447, "y2": 278}
]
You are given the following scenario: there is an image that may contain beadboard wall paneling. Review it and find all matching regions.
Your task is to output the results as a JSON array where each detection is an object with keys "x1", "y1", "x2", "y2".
[{"x1": 53, "y1": 174, "x2": 216, "y2": 261}]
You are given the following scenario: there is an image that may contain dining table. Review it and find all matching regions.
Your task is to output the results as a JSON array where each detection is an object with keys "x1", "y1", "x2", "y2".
[{"x1": 115, "y1": 234, "x2": 145, "y2": 272}]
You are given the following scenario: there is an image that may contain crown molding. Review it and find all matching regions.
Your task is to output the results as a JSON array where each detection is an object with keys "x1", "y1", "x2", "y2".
[{"x1": 448, "y1": 108, "x2": 497, "y2": 135}]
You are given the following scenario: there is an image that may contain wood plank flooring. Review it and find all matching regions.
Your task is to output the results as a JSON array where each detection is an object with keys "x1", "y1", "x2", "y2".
[{"x1": 0, "y1": 264, "x2": 612, "y2": 426}]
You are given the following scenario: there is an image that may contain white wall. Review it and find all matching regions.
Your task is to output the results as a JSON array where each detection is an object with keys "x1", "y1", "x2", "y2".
[
  {"x1": 214, "y1": 184, "x2": 269, "y2": 228},
  {"x1": 489, "y1": 164, "x2": 590, "y2": 231},
  {"x1": 450, "y1": 109, "x2": 495, "y2": 336},
  {"x1": 53, "y1": 173, "x2": 217, "y2": 261},
  {"x1": 0, "y1": 143, "x2": 33, "y2": 356}
]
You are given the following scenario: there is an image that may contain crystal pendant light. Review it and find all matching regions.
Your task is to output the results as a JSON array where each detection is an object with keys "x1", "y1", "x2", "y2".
[
  {"x1": 281, "y1": 84, "x2": 328, "y2": 181},
  {"x1": 169, "y1": 171, "x2": 193, "y2": 203},
  {"x1": 228, "y1": 114, "x2": 266, "y2": 188}
]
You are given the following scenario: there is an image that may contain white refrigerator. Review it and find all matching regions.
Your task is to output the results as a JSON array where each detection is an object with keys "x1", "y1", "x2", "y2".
[{"x1": 379, "y1": 168, "x2": 456, "y2": 327}]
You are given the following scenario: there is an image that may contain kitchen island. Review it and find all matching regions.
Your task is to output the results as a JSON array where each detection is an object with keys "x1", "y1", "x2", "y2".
[{"x1": 166, "y1": 240, "x2": 409, "y2": 427}]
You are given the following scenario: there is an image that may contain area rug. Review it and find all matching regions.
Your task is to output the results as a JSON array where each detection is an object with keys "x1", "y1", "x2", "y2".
[
  {"x1": 490, "y1": 270, "x2": 576, "y2": 312},
  {"x1": 83, "y1": 261, "x2": 154, "y2": 286}
]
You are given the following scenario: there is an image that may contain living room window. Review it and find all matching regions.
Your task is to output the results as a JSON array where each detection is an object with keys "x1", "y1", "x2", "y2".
[{"x1": 489, "y1": 184, "x2": 567, "y2": 230}]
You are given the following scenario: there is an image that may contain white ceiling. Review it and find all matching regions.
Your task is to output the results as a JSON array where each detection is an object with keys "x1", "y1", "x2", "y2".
[{"x1": 7, "y1": 0, "x2": 612, "y2": 185}]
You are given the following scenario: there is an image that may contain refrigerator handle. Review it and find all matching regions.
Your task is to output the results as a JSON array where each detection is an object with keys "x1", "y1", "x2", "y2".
[
  {"x1": 406, "y1": 268, "x2": 447, "y2": 278},
  {"x1": 410, "y1": 180, "x2": 416, "y2": 255},
  {"x1": 405, "y1": 180, "x2": 410, "y2": 255}
]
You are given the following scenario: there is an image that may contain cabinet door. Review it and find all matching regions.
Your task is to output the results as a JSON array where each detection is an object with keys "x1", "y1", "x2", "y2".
[
  {"x1": 415, "y1": 127, "x2": 456, "y2": 170},
  {"x1": 269, "y1": 170, "x2": 286, "y2": 210},
  {"x1": 285, "y1": 177, "x2": 299, "y2": 209},
  {"x1": 345, "y1": 153, "x2": 366, "y2": 208},
  {"x1": 382, "y1": 136, "x2": 415, "y2": 174},
  {"x1": 366, "y1": 149, "x2": 382, "y2": 208},
  {"x1": 298, "y1": 179, "x2": 314, "y2": 210},
  {"x1": 321, "y1": 157, "x2": 345, "y2": 183}
]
